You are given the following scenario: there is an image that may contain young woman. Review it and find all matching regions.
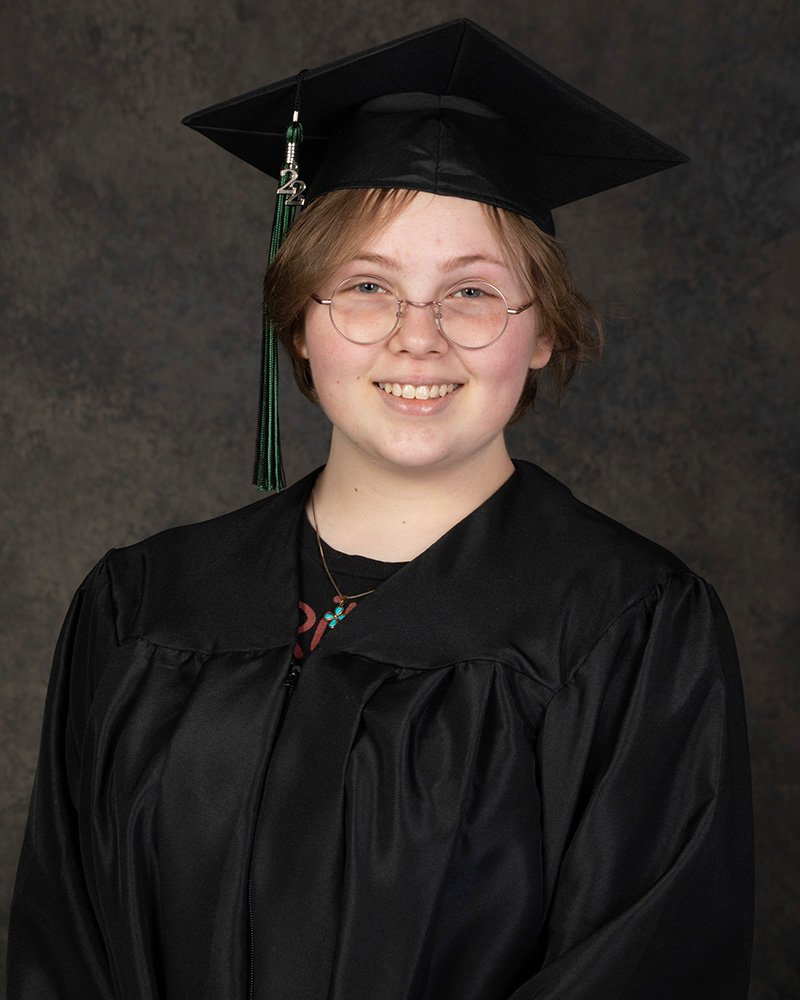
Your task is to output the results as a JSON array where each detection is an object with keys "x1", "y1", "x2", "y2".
[{"x1": 8, "y1": 20, "x2": 753, "y2": 1000}]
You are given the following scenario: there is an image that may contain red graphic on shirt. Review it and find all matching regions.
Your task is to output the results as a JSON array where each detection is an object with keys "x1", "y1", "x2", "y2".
[{"x1": 295, "y1": 599, "x2": 358, "y2": 660}]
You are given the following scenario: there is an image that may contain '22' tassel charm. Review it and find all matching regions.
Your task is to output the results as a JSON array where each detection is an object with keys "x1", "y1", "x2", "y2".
[{"x1": 253, "y1": 72, "x2": 307, "y2": 492}]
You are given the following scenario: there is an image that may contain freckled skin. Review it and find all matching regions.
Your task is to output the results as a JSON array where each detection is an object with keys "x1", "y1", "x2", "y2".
[{"x1": 297, "y1": 193, "x2": 552, "y2": 483}]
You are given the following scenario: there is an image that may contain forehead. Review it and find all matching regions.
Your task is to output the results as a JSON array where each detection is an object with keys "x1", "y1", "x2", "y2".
[
  {"x1": 341, "y1": 191, "x2": 511, "y2": 268},
  {"x1": 367, "y1": 192, "x2": 494, "y2": 239}
]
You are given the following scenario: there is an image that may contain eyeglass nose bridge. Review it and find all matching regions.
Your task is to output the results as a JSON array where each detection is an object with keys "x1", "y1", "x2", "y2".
[{"x1": 395, "y1": 297, "x2": 445, "y2": 330}]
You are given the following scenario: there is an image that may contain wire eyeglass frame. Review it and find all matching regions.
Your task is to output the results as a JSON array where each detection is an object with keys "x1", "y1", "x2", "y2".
[{"x1": 310, "y1": 275, "x2": 535, "y2": 350}]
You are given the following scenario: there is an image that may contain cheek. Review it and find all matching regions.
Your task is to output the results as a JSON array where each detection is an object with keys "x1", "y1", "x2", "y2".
[
  {"x1": 480, "y1": 333, "x2": 541, "y2": 391},
  {"x1": 491, "y1": 310, "x2": 547, "y2": 373},
  {"x1": 301, "y1": 330, "x2": 377, "y2": 410}
]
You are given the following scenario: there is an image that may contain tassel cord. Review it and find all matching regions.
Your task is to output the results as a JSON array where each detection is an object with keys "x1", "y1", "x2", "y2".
[{"x1": 253, "y1": 109, "x2": 306, "y2": 492}]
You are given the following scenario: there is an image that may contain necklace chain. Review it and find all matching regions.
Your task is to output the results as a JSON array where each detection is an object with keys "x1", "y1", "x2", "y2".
[{"x1": 310, "y1": 489, "x2": 377, "y2": 606}]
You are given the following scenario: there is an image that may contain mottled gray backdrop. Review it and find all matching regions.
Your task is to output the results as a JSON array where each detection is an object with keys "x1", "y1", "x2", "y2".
[{"x1": 2, "y1": 1, "x2": 797, "y2": 996}]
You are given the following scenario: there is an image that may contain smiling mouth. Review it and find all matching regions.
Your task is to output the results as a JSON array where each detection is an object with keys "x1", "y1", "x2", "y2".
[{"x1": 376, "y1": 382, "x2": 461, "y2": 400}]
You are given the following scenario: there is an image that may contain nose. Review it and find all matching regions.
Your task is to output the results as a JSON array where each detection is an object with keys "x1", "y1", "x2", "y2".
[{"x1": 388, "y1": 300, "x2": 449, "y2": 356}]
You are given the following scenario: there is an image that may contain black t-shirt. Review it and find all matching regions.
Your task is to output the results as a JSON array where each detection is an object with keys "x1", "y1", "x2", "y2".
[{"x1": 295, "y1": 514, "x2": 408, "y2": 661}]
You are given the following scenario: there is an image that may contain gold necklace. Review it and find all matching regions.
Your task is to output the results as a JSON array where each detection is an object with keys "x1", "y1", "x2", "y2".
[{"x1": 310, "y1": 489, "x2": 376, "y2": 629}]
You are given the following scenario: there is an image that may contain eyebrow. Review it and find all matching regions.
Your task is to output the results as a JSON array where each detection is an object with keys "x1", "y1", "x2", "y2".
[
  {"x1": 349, "y1": 252, "x2": 510, "y2": 272},
  {"x1": 440, "y1": 253, "x2": 509, "y2": 272}
]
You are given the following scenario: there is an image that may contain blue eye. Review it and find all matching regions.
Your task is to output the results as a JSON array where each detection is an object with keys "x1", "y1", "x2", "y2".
[
  {"x1": 355, "y1": 282, "x2": 385, "y2": 295},
  {"x1": 452, "y1": 286, "x2": 487, "y2": 299}
]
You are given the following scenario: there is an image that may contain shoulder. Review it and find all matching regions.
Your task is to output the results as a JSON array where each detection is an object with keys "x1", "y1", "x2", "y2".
[
  {"x1": 499, "y1": 461, "x2": 704, "y2": 683},
  {"x1": 103, "y1": 470, "x2": 316, "y2": 651},
  {"x1": 108, "y1": 492, "x2": 273, "y2": 581},
  {"x1": 511, "y1": 459, "x2": 688, "y2": 580}
]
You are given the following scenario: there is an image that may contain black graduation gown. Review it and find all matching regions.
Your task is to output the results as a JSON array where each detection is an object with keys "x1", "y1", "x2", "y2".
[{"x1": 7, "y1": 460, "x2": 753, "y2": 999}]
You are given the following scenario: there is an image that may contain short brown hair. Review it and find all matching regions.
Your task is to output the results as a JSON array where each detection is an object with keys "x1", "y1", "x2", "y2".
[{"x1": 263, "y1": 188, "x2": 603, "y2": 422}]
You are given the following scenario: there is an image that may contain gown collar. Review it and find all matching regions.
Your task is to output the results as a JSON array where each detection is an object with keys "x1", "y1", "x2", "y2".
[
  {"x1": 255, "y1": 459, "x2": 561, "y2": 669},
  {"x1": 119, "y1": 459, "x2": 577, "y2": 671}
]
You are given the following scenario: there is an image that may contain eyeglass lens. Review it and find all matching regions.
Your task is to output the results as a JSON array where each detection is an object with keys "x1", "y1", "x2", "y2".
[{"x1": 329, "y1": 276, "x2": 510, "y2": 348}]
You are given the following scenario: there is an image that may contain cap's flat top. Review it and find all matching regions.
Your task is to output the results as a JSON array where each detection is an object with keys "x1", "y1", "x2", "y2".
[{"x1": 183, "y1": 18, "x2": 688, "y2": 223}]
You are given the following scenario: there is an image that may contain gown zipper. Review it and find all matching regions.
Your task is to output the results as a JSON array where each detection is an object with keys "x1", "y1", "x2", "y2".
[{"x1": 247, "y1": 657, "x2": 302, "y2": 1000}]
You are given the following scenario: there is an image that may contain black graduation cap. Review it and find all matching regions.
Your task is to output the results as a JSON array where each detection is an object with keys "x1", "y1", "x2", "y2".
[
  {"x1": 182, "y1": 19, "x2": 688, "y2": 492},
  {"x1": 182, "y1": 18, "x2": 688, "y2": 235}
]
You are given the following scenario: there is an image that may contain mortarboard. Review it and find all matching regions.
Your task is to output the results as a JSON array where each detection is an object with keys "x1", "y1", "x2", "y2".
[{"x1": 182, "y1": 18, "x2": 688, "y2": 491}]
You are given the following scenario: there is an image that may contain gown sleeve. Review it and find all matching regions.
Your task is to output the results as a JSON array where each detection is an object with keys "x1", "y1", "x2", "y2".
[
  {"x1": 7, "y1": 556, "x2": 118, "y2": 999},
  {"x1": 510, "y1": 571, "x2": 754, "y2": 1000}
]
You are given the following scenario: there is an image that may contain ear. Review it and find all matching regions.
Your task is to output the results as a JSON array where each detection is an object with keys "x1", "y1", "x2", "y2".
[
  {"x1": 294, "y1": 324, "x2": 309, "y2": 360},
  {"x1": 529, "y1": 324, "x2": 554, "y2": 371}
]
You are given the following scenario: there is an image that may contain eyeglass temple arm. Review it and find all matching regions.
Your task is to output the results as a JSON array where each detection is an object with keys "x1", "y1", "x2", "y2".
[{"x1": 506, "y1": 301, "x2": 535, "y2": 315}]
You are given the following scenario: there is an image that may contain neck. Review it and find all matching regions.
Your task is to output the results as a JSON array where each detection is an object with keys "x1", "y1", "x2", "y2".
[{"x1": 308, "y1": 435, "x2": 515, "y2": 561}]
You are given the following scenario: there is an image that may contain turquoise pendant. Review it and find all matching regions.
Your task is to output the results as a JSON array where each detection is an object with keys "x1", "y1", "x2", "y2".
[{"x1": 324, "y1": 603, "x2": 346, "y2": 629}]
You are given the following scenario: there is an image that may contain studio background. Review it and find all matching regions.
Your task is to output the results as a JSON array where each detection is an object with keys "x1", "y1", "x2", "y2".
[{"x1": 1, "y1": 1, "x2": 796, "y2": 997}]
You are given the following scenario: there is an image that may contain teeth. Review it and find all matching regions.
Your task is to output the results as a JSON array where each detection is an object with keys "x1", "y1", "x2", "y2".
[{"x1": 377, "y1": 382, "x2": 459, "y2": 399}]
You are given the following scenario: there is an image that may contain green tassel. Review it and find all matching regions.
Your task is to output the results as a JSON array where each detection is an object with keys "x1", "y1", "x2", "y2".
[{"x1": 253, "y1": 107, "x2": 306, "y2": 492}]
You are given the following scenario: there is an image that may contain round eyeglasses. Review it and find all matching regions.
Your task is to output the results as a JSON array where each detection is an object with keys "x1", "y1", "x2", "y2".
[{"x1": 310, "y1": 275, "x2": 535, "y2": 350}]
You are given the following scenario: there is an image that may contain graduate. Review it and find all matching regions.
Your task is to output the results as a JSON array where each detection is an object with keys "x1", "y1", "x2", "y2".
[{"x1": 8, "y1": 19, "x2": 754, "y2": 1000}]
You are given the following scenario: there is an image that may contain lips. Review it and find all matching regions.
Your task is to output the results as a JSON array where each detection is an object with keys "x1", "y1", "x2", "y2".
[{"x1": 376, "y1": 382, "x2": 460, "y2": 399}]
